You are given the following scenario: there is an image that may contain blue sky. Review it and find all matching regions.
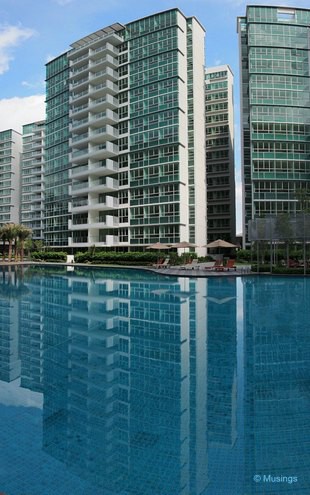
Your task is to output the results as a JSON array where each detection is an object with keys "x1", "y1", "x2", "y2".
[{"x1": 0, "y1": 0, "x2": 308, "y2": 232}]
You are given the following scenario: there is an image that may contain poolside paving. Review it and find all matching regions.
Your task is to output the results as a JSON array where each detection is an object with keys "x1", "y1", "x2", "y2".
[{"x1": 0, "y1": 260, "x2": 253, "y2": 277}]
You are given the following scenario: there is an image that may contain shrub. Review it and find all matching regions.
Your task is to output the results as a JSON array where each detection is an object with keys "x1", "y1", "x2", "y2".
[
  {"x1": 236, "y1": 249, "x2": 252, "y2": 262},
  {"x1": 31, "y1": 251, "x2": 67, "y2": 262},
  {"x1": 74, "y1": 251, "x2": 160, "y2": 265},
  {"x1": 251, "y1": 264, "x2": 310, "y2": 275}
]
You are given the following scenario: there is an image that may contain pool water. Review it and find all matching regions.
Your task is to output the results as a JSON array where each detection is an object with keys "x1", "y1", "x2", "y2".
[{"x1": 0, "y1": 265, "x2": 309, "y2": 495}]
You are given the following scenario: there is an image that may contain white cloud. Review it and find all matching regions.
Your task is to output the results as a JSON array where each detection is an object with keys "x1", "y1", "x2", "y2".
[
  {"x1": 0, "y1": 95, "x2": 45, "y2": 133},
  {"x1": 0, "y1": 24, "x2": 35, "y2": 75}
]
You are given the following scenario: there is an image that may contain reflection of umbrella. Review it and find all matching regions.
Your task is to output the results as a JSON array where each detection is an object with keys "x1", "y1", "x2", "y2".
[{"x1": 204, "y1": 239, "x2": 237, "y2": 248}]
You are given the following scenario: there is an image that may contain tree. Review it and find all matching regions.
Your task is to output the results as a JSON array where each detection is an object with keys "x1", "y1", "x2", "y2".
[
  {"x1": 0, "y1": 226, "x2": 6, "y2": 260},
  {"x1": 1, "y1": 224, "x2": 18, "y2": 262},
  {"x1": 275, "y1": 213, "x2": 293, "y2": 266},
  {"x1": 17, "y1": 225, "x2": 32, "y2": 261},
  {"x1": 295, "y1": 188, "x2": 310, "y2": 213}
]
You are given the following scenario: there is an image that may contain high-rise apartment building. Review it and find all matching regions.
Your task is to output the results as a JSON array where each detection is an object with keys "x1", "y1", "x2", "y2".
[
  {"x1": 238, "y1": 6, "x2": 310, "y2": 244},
  {"x1": 205, "y1": 65, "x2": 235, "y2": 243},
  {"x1": 45, "y1": 9, "x2": 207, "y2": 252},
  {"x1": 21, "y1": 121, "x2": 45, "y2": 240},
  {"x1": 0, "y1": 129, "x2": 22, "y2": 225},
  {"x1": 45, "y1": 54, "x2": 70, "y2": 247}
]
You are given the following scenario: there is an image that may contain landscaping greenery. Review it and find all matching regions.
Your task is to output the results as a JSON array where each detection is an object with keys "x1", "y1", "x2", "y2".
[
  {"x1": 0, "y1": 223, "x2": 32, "y2": 261},
  {"x1": 31, "y1": 251, "x2": 68, "y2": 262}
]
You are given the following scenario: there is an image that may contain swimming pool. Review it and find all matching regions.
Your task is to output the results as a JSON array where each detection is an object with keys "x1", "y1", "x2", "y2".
[{"x1": 0, "y1": 265, "x2": 309, "y2": 494}]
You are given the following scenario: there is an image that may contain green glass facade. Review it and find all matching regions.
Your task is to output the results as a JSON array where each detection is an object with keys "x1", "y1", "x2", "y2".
[
  {"x1": 45, "y1": 54, "x2": 70, "y2": 246},
  {"x1": 127, "y1": 11, "x2": 182, "y2": 245},
  {"x1": 205, "y1": 66, "x2": 236, "y2": 243},
  {"x1": 238, "y1": 6, "x2": 310, "y2": 244}
]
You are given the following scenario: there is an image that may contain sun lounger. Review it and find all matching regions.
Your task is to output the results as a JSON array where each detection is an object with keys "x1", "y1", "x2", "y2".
[
  {"x1": 214, "y1": 259, "x2": 225, "y2": 271},
  {"x1": 203, "y1": 261, "x2": 216, "y2": 270},
  {"x1": 152, "y1": 258, "x2": 164, "y2": 269},
  {"x1": 184, "y1": 258, "x2": 199, "y2": 270},
  {"x1": 158, "y1": 258, "x2": 170, "y2": 269},
  {"x1": 224, "y1": 259, "x2": 237, "y2": 271}
]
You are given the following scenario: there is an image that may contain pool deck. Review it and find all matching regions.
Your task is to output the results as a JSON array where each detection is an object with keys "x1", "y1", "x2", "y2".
[
  {"x1": 145, "y1": 265, "x2": 252, "y2": 277},
  {"x1": 0, "y1": 261, "x2": 253, "y2": 277}
]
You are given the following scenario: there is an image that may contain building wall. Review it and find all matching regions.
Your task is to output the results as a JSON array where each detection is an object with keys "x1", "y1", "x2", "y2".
[
  {"x1": 21, "y1": 121, "x2": 45, "y2": 240},
  {"x1": 0, "y1": 129, "x2": 22, "y2": 225},
  {"x1": 46, "y1": 9, "x2": 207, "y2": 252},
  {"x1": 205, "y1": 65, "x2": 236, "y2": 243},
  {"x1": 238, "y1": 6, "x2": 310, "y2": 245}
]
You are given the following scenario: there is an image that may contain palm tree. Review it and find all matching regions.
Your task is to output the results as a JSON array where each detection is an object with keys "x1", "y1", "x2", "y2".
[
  {"x1": 0, "y1": 226, "x2": 6, "y2": 260},
  {"x1": 17, "y1": 225, "x2": 32, "y2": 262},
  {"x1": 1, "y1": 224, "x2": 18, "y2": 262}
]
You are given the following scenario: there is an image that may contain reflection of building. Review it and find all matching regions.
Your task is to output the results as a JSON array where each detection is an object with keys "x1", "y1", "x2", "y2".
[
  {"x1": 205, "y1": 66, "x2": 235, "y2": 243},
  {"x1": 243, "y1": 277, "x2": 310, "y2": 493},
  {"x1": 206, "y1": 277, "x2": 239, "y2": 494},
  {"x1": 0, "y1": 268, "x2": 21, "y2": 382},
  {"x1": 20, "y1": 268, "x2": 208, "y2": 494},
  {"x1": 20, "y1": 275, "x2": 45, "y2": 392},
  {"x1": 207, "y1": 277, "x2": 237, "y2": 447},
  {"x1": 63, "y1": 272, "x2": 208, "y2": 493},
  {"x1": 238, "y1": 6, "x2": 310, "y2": 245},
  {"x1": 45, "y1": 9, "x2": 207, "y2": 251}
]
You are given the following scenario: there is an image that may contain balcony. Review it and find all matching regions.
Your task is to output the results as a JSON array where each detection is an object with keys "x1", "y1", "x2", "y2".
[
  {"x1": 71, "y1": 195, "x2": 118, "y2": 213},
  {"x1": 69, "y1": 51, "x2": 89, "y2": 68},
  {"x1": 89, "y1": 109, "x2": 118, "y2": 126},
  {"x1": 70, "y1": 63, "x2": 89, "y2": 78},
  {"x1": 89, "y1": 94, "x2": 118, "y2": 112},
  {"x1": 71, "y1": 117, "x2": 89, "y2": 131},
  {"x1": 70, "y1": 88, "x2": 89, "y2": 104},
  {"x1": 70, "y1": 131, "x2": 89, "y2": 146},
  {"x1": 89, "y1": 55, "x2": 118, "y2": 72},
  {"x1": 71, "y1": 147, "x2": 89, "y2": 162},
  {"x1": 90, "y1": 42, "x2": 118, "y2": 60},
  {"x1": 89, "y1": 235, "x2": 119, "y2": 247},
  {"x1": 88, "y1": 215, "x2": 119, "y2": 229},
  {"x1": 89, "y1": 125, "x2": 118, "y2": 143},
  {"x1": 90, "y1": 142, "x2": 119, "y2": 160},
  {"x1": 89, "y1": 79, "x2": 118, "y2": 97},
  {"x1": 71, "y1": 141, "x2": 118, "y2": 163},
  {"x1": 72, "y1": 177, "x2": 119, "y2": 196},
  {"x1": 70, "y1": 76, "x2": 89, "y2": 90},
  {"x1": 71, "y1": 159, "x2": 118, "y2": 180},
  {"x1": 70, "y1": 103, "x2": 88, "y2": 118},
  {"x1": 89, "y1": 67, "x2": 118, "y2": 85}
]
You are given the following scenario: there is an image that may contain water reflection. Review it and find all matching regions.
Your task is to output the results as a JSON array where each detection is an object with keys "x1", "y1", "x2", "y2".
[{"x1": 0, "y1": 266, "x2": 309, "y2": 494}]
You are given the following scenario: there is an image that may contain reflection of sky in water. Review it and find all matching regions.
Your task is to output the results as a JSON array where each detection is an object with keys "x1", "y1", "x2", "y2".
[{"x1": 0, "y1": 266, "x2": 309, "y2": 495}]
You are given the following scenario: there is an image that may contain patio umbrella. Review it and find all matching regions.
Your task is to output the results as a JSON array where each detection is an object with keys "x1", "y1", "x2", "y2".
[
  {"x1": 146, "y1": 242, "x2": 171, "y2": 250},
  {"x1": 146, "y1": 242, "x2": 171, "y2": 263},
  {"x1": 204, "y1": 239, "x2": 238, "y2": 249},
  {"x1": 172, "y1": 241, "x2": 197, "y2": 249},
  {"x1": 203, "y1": 238, "x2": 238, "y2": 260},
  {"x1": 171, "y1": 241, "x2": 197, "y2": 254}
]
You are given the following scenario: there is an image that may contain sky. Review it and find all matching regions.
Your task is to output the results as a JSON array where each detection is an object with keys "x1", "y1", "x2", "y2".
[{"x1": 0, "y1": 0, "x2": 308, "y2": 233}]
